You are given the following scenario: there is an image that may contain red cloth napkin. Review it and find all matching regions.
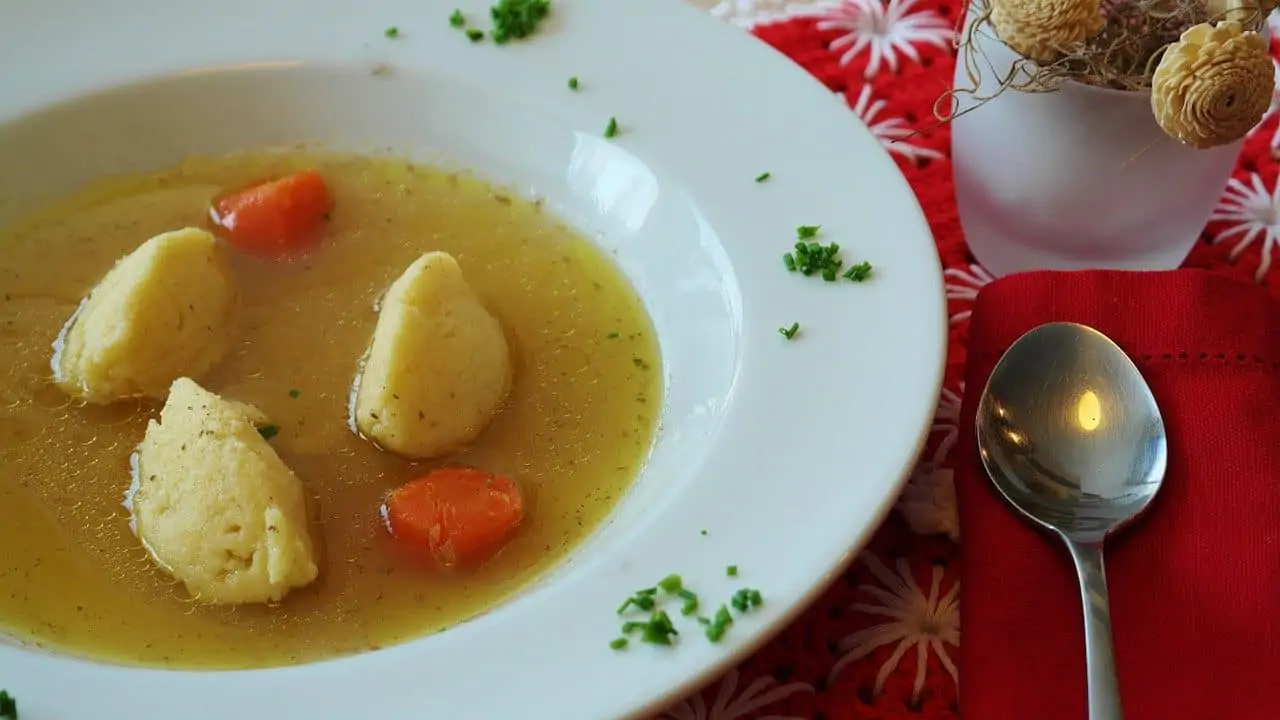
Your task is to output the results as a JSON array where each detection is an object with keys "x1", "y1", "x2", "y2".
[{"x1": 956, "y1": 269, "x2": 1280, "y2": 720}]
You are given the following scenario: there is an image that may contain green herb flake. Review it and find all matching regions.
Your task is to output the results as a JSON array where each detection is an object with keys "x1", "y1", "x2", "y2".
[
  {"x1": 0, "y1": 691, "x2": 14, "y2": 720},
  {"x1": 640, "y1": 609, "x2": 679, "y2": 645},
  {"x1": 609, "y1": 637, "x2": 629, "y2": 650},
  {"x1": 843, "y1": 260, "x2": 873, "y2": 282},
  {"x1": 568, "y1": 76, "x2": 580, "y2": 90},
  {"x1": 466, "y1": 28, "x2": 485, "y2": 42},
  {"x1": 706, "y1": 604, "x2": 734, "y2": 642},
  {"x1": 731, "y1": 588, "x2": 764, "y2": 612},
  {"x1": 489, "y1": 0, "x2": 552, "y2": 44},
  {"x1": 384, "y1": 26, "x2": 401, "y2": 39},
  {"x1": 726, "y1": 565, "x2": 738, "y2": 577},
  {"x1": 604, "y1": 116, "x2": 619, "y2": 139},
  {"x1": 657, "y1": 574, "x2": 683, "y2": 594},
  {"x1": 449, "y1": 9, "x2": 466, "y2": 27},
  {"x1": 632, "y1": 356, "x2": 649, "y2": 370},
  {"x1": 700, "y1": 529, "x2": 708, "y2": 536},
  {"x1": 778, "y1": 323, "x2": 800, "y2": 340},
  {"x1": 677, "y1": 588, "x2": 699, "y2": 616},
  {"x1": 755, "y1": 171, "x2": 771, "y2": 183},
  {"x1": 786, "y1": 235, "x2": 872, "y2": 285},
  {"x1": 257, "y1": 424, "x2": 280, "y2": 440},
  {"x1": 606, "y1": 331, "x2": 620, "y2": 339},
  {"x1": 288, "y1": 389, "x2": 301, "y2": 399},
  {"x1": 617, "y1": 587, "x2": 659, "y2": 614}
]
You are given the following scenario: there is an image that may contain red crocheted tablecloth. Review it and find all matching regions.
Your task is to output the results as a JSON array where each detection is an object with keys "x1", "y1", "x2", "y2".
[{"x1": 657, "y1": 2, "x2": 1280, "y2": 718}]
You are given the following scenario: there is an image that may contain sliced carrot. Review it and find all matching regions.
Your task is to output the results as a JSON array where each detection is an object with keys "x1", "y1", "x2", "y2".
[
  {"x1": 382, "y1": 467, "x2": 525, "y2": 570},
  {"x1": 209, "y1": 170, "x2": 333, "y2": 256}
]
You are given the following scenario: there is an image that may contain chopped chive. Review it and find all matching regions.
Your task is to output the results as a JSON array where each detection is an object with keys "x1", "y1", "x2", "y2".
[
  {"x1": 617, "y1": 587, "x2": 659, "y2": 614},
  {"x1": 606, "y1": 331, "x2": 620, "y2": 339},
  {"x1": 449, "y1": 9, "x2": 466, "y2": 27},
  {"x1": 604, "y1": 116, "x2": 619, "y2": 138},
  {"x1": 755, "y1": 171, "x2": 771, "y2": 183},
  {"x1": 785, "y1": 234, "x2": 868, "y2": 286},
  {"x1": 677, "y1": 588, "x2": 699, "y2": 616},
  {"x1": 610, "y1": 637, "x2": 629, "y2": 650},
  {"x1": 490, "y1": 0, "x2": 552, "y2": 44},
  {"x1": 384, "y1": 26, "x2": 401, "y2": 38},
  {"x1": 621, "y1": 621, "x2": 646, "y2": 633},
  {"x1": 0, "y1": 691, "x2": 14, "y2": 720},
  {"x1": 796, "y1": 225, "x2": 821, "y2": 240},
  {"x1": 641, "y1": 609, "x2": 678, "y2": 645},
  {"x1": 731, "y1": 588, "x2": 764, "y2": 612},
  {"x1": 466, "y1": 28, "x2": 485, "y2": 41},
  {"x1": 715, "y1": 604, "x2": 733, "y2": 625},
  {"x1": 696, "y1": 616, "x2": 712, "y2": 625},
  {"x1": 657, "y1": 574, "x2": 683, "y2": 594},
  {"x1": 700, "y1": 529, "x2": 708, "y2": 536},
  {"x1": 778, "y1": 323, "x2": 800, "y2": 340},
  {"x1": 257, "y1": 424, "x2": 280, "y2": 440},
  {"x1": 706, "y1": 604, "x2": 734, "y2": 642},
  {"x1": 568, "y1": 76, "x2": 580, "y2": 90},
  {"x1": 288, "y1": 389, "x2": 301, "y2": 399},
  {"x1": 843, "y1": 261, "x2": 873, "y2": 282},
  {"x1": 727, "y1": 565, "x2": 738, "y2": 577}
]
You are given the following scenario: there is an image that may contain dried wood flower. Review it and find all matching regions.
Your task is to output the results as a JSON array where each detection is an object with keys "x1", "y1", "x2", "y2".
[
  {"x1": 1151, "y1": 21, "x2": 1274, "y2": 148},
  {"x1": 989, "y1": 0, "x2": 1105, "y2": 62}
]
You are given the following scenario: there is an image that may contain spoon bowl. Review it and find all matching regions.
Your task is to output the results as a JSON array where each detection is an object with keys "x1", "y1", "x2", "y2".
[
  {"x1": 978, "y1": 322, "x2": 1167, "y2": 543},
  {"x1": 977, "y1": 321, "x2": 1168, "y2": 720}
]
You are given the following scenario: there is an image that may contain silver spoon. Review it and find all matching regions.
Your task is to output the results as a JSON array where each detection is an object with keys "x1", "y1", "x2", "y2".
[{"x1": 976, "y1": 321, "x2": 1167, "y2": 720}]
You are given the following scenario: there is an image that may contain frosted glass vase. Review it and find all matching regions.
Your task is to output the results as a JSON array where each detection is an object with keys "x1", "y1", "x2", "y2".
[{"x1": 950, "y1": 13, "x2": 1249, "y2": 277}]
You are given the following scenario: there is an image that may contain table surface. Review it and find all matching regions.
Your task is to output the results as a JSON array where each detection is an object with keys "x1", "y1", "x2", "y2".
[{"x1": 653, "y1": 2, "x2": 1280, "y2": 718}]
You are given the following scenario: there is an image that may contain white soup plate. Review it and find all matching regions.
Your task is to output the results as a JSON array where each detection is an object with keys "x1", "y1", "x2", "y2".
[{"x1": 0, "y1": 0, "x2": 947, "y2": 717}]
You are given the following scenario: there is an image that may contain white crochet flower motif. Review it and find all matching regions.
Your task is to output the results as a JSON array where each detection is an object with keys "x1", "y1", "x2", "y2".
[
  {"x1": 1208, "y1": 172, "x2": 1280, "y2": 282},
  {"x1": 811, "y1": 0, "x2": 954, "y2": 78},
  {"x1": 943, "y1": 263, "x2": 995, "y2": 325},
  {"x1": 844, "y1": 85, "x2": 945, "y2": 165},
  {"x1": 897, "y1": 383, "x2": 962, "y2": 540},
  {"x1": 829, "y1": 552, "x2": 960, "y2": 700},
  {"x1": 660, "y1": 669, "x2": 814, "y2": 720}
]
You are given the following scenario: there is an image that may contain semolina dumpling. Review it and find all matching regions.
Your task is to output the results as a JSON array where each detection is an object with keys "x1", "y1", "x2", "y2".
[
  {"x1": 130, "y1": 377, "x2": 319, "y2": 605},
  {"x1": 353, "y1": 251, "x2": 511, "y2": 459},
  {"x1": 53, "y1": 227, "x2": 239, "y2": 404}
]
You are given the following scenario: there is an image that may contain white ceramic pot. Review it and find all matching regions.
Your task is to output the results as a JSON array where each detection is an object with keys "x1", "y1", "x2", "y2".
[{"x1": 951, "y1": 12, "x2": 1250, "y2": 277}]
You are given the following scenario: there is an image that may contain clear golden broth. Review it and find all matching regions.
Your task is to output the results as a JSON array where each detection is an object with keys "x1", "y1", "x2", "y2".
[{"x1": 0, "y1": 150, "x2": 660, "y2": 669}]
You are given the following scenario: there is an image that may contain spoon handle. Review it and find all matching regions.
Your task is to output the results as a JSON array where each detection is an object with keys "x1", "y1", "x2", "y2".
[{"x1": 1066, "y1": 539, "x2": 1124, "y2": 720}]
